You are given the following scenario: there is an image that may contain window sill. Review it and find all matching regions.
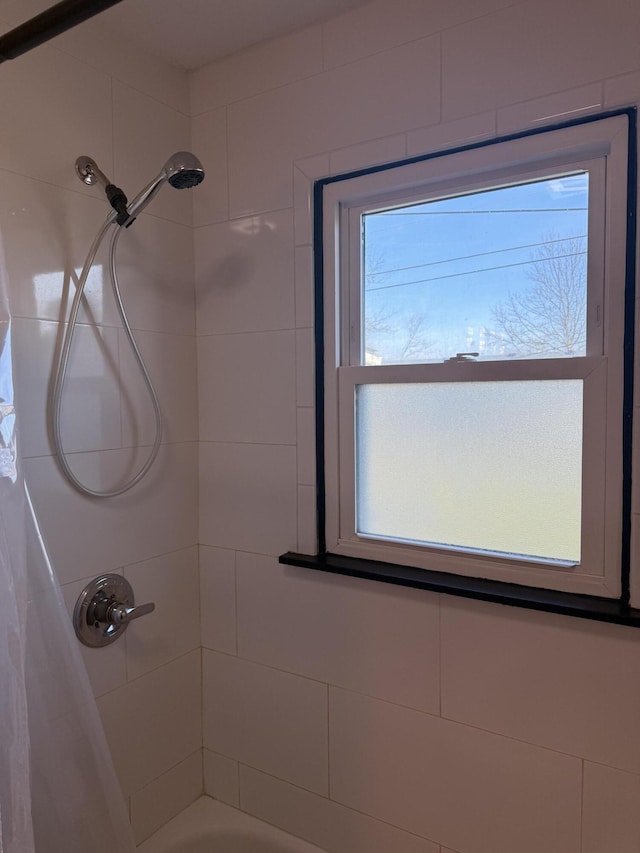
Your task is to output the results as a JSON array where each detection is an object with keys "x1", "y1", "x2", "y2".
[{"x1": 279, "y1": 551, "x2": 640, "y2": 628}]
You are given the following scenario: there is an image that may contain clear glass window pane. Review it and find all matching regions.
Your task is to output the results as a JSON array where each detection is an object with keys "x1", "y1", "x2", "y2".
[
  {"x1": 355, "y1": 381, "x2": 583, "y2": 563},
  {"x1": 362, "y1": 173, "x2": 588, "y2": 365}
]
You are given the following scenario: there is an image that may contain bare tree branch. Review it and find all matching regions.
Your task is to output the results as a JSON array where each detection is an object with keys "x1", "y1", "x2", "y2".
[{"x1": 490, "y1": 235, "x2": 587, "y2": 357}]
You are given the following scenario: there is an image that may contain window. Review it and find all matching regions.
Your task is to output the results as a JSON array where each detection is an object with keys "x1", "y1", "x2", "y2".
[{"x1": 306, "y1": 112, "x2": 636, "y2": 612}]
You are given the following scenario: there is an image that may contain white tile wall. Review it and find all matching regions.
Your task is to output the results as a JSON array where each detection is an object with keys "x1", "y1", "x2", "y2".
[
  {"x1": 582, "y1": 763, "x2": 640, "y2": 853},
  {"x1": 200, "y1": 545, "x2": 237, "y2": 654},
  {"x1": 112, "y1": 213, "x2": 195, "y2": 336},
  {"x1": 240, "y1": 766, "x2": 439, "y2": 853},
  {"x1": 112, "y1": 81, "x2": 192, "y2": 227},
  {"x1": 192, "y1": 108, "x2": 229, "y2": 226},
  {"x1": 98, "y1": 650, "x2": 201, "y2": 796},
  {"x1": 441, "y1": 598, "x2": 640, "y2": 773},
  {"x1": 118, "y1": 329, "x2": 198, "y2": 447},
  {"x1": 226, "y1": 36, "x2": 440, "y2": 217},
  {"x1": 190, "y1": 26, "x2": 323, "y2": 116},
  {"x1": 130, "y1": 750, "x2": 203, "y2": 844},
  {"x1": 330, "y1": 687, "x2": 582, "y2": 853},
  {"x1": 0, "y1": 45, "x2": 113, "y2": 191},
  {"x1": 441, "y1": 0, "x2": 640, "y2": 120},
  {"x1": 236, "y1": 554, "x2": 440, "y2": 713},
  {"x1": 321, "y1": 0, "x2": 521, "y2": 71},
  {"x1": 124, "y1": 546, "x2": 200, "y2": 680},
  {"x1": 199, "y1": 442, "x2": 296, "y2": 555},
  {"x1": 13, "y1": 318, "x2": 122, "y2": 457},
  {"x1": 25, "y1": 442, "x2": 198, "y2": 585},
  {"x1": 203, "y1": 651, "x2": 328, "y2": 795},
  {"x1": 192, "y1": 2, "x2": 640, "y2": 851},
  {"x1": 203, "y1": 749, "x2": 240, "y2": 807},
  {"x1": 198, "y1": 330, "x2": 296, "y2": 445},
  {"x1": 195, "y1": 210, "x2": 295, "y2": 336}
]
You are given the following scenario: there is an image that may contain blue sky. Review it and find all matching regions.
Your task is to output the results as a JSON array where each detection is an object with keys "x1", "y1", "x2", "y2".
[{"x1": 362, "y1": 172, "x2": 589, "y2": 361}]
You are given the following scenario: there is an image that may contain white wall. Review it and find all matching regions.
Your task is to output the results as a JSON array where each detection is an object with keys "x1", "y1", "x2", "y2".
[
  {"x1": 0, "y1": 4, "x2": 202, "y2": 843},
  {"x1": 192, "y1": 1, "x2": 640, "y2": 852}
]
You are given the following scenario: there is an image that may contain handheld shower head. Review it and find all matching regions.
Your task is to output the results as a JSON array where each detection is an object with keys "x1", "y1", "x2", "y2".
[
  {"x1": 164, "y1": 151, "x2": 205, "y2": 189},
  {"x1": 126, "y1": 152, "x2": 205, "y2": 221}
]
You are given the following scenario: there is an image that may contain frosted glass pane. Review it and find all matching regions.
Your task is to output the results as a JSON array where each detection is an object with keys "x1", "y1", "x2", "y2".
[
  {"x1": 362, "y1": 173, "x2": 588, "y2": 364},
  {"x1": 355, "y1": 381, "x2": 582, "y2": 563}
]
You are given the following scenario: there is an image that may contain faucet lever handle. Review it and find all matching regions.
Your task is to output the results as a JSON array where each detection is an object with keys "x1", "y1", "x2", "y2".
[{"x1": 109, "y1": 600, "x2": 155, "y2": 625}]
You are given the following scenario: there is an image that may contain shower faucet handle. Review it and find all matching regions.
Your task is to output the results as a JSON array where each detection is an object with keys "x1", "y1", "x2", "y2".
[
  {"x1": 73, "y1": 574, "x2": 155, "y2": 647},
  {"x1": 108, "y1": 600, "x2": 155, "y2": 625}
]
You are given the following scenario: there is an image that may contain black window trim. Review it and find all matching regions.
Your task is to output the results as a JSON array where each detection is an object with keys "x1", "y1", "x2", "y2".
[{"x1": 280, "y1": 107, "x2": 640, "y2": 628}]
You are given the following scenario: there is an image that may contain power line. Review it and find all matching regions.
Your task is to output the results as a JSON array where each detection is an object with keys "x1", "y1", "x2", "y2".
[
  {"x1": 365, "y1": 250, "x2": 586, "y2": 293},
  {"x1": 365, "y1": 234, "x2": 587, "y2": 279},
  {"x1": 374, "y1": 207, "x2": 588, "y2": 215}
]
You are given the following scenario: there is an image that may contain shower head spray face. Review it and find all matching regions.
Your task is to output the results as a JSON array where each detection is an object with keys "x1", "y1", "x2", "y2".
[
  {"x1": 164, "y1": 151, "x2": 205, "y2": 189},
  {"x1": 125, "y1": 151, "x2": 206, "y2": 220}
]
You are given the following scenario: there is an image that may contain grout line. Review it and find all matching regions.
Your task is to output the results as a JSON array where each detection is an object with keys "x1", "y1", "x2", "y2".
[
  {"x1": 326, "y1": 683, "x2": 331, "y2": 800},
  {"x1": 579, "y1": 759, "x2": 585, "y2": 853},
  {"x1": 233, "y1": 550, "x2": 239, "y2": 656}
]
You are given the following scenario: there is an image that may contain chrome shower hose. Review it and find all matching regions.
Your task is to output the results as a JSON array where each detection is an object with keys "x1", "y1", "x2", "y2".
[{"x1": 50, "y1": 218, "x2": 163, "y2": 498}]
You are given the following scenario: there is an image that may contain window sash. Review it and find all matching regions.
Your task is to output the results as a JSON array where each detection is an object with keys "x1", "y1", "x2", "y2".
[
  {"x1": 345, "y1": 157, "x2": 607, "y2": 367},
  {"x1": 333, "y1": 357, "x2": 618, "y2": 597}
]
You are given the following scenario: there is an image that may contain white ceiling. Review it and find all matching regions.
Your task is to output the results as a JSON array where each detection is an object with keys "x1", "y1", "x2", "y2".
[{"x1": 96, "y1": 0, "x2": 371, "y2": 71}]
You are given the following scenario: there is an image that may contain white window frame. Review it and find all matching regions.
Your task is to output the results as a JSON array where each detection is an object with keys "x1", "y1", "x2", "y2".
[{"x1": 322, "y1": 114, "x2": 631, "y2": 599}]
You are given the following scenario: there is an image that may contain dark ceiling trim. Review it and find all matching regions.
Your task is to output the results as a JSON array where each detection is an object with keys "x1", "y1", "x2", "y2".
[{"x1": 0, "y1": 0, "x2": 123, "y2": 62}]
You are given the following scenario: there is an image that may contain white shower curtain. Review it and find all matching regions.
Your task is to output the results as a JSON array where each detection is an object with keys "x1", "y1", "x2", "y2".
[{"x1": 0, "y1": 241, "x2": 135, "y2": 853}]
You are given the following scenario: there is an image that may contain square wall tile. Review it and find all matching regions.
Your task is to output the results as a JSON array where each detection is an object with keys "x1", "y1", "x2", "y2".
[
  {"x1": 199, "y1": 442, "x2": 296, "y2": 555},
  {"x1": 200, "y1": 545, "x2": 237, "y2": 654},
  {"x1": 203, "y1": 749, "x2": 239, "y2": 807},
  {"x1": 240, "y1": 766, "x2": 439, "y2": 853},
  {"x1": 198, "y1": 330, "x2": 296, "y2": 445},
  {"x1": 130, "y1": 750, "x2": 203, "y2": 844},
  {"x1": 441, "y1": 597, "x2": 640, "y2": 772},
  {"x1": 195, "y1": 209, "x2": 295, "y2": 336},
  {"x1": 203, "y1": 650, "x2": 328, "y2": 795},
  {"x1": 124, "y1": 546, "x2": 200, "y2": 681},
  {"x1": 98, "y1": 650, "x2": 201, "y2": 796},
  {"x1": 236, "y1": 554, "x2": 440, "y2": 714},
  {"x1": 330, "y1": 688, "x2": 582, "y2": 853}
]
